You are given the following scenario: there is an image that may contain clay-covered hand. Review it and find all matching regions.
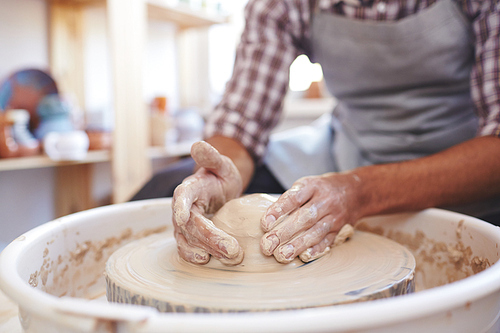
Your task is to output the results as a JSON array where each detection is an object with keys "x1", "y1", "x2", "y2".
[
  {"x1": 172, "y1": 141, "x2": 244, "y2": 265},
  {"x1": 260, "y1": 172, "x2": 361, "y2": 263}
]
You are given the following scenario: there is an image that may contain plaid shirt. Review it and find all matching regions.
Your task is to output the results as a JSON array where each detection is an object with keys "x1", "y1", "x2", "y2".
[{"x1": 204, "y1": 0, "x2": 500, "y2": 162}]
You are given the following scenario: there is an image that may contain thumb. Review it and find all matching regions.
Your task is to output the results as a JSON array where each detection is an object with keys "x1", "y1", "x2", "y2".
[{"x1": 191, "y1": 141, "x2": 234, "y2": 179}]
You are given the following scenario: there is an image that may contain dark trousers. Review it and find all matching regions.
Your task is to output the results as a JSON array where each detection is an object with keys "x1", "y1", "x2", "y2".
[{"x1": 131, "y1": 157, "x2": 285, "y2": 201}]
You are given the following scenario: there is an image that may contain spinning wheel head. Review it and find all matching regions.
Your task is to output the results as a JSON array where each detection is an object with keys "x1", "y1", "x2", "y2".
[{"x1": 106, "y1": 194, "x2": 416, "y2": 312}]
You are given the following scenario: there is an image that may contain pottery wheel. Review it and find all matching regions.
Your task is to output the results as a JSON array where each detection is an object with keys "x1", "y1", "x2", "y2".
[{"x1": 106, "y1": 194, "x2": 416, "y2": 313}]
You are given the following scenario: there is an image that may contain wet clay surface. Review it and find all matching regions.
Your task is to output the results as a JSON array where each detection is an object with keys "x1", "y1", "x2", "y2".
[
  {"x1": 105, "y1": 194, "x2": 416, "y2": 313},
  {"x1": 106, "y1": 231, "x2": 416, "y2": 312},
  {"x1": 208, "y1": 194, "x2": 355, "y2": 270},
  {"x1": 28, "y1": 226, "x2": 167, "y2": 299},
  {"x1": 356, "y1": 219, "x2": 492, "y2": 291},
  {"x1": 19, "y1": 197, "x2": 497, "y2": 321},
  {"x1": 207, "y1": 194, "x2": 303, "y2": 271}
]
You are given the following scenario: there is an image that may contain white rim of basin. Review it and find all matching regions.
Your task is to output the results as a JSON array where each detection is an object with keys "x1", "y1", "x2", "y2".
[{"x1": 1, "y1": 200, "x2": 500, "y2": 332}]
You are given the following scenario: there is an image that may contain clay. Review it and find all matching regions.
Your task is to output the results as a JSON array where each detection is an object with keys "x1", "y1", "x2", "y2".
[
  {"x1": 207, "y1": 193, "x2": 301, "y2": 271},
  {"x1": 105, "y1": 194, "x2": 416, "y2": 313},
  {"x1": 300, "y1": 224, "x2": 355, "y2": 262},
  {"x1": 356, "y1": 221, "x2": 492, "y2": 291},
  {"x1": 27, "y1": 225, "x2": 167, "y2": 298},
  {"x1": 207, "y1": 193, "x2": 354, "y2": 270}
]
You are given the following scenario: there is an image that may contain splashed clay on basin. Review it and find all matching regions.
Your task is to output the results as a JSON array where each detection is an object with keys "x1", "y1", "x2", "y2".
[{"x1": 0, "y1": 198, "x2": 500, "y2": 333}]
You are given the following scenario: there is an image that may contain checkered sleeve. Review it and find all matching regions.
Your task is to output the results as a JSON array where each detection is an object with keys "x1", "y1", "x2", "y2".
[
  {"x1": 470, "y1": 1, "x2": 500, "y2": 137},
  {"x1": 204, "y1": 0, "x2": 311, "y2": 162}
]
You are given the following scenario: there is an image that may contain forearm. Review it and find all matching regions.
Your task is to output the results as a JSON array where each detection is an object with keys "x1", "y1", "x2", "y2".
[
  {"x1": 205, "y1": 135, "x2": 255, "y2": 191},
  {"x1": 350, "y1": 135, "x2": 500, "y2": 218},
  {"x1": 203, "y1": 1, "x2": 305, "y2": 164}
]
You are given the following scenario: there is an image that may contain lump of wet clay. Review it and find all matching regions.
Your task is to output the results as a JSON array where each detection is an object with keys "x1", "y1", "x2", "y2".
[{"x1": 206, "y1": 193, "x2": 354, "y2": 272}]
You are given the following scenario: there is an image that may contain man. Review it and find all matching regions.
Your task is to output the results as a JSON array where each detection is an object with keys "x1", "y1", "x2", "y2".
[{"x1": 134, "y1": 0, "x2": 500, "y2": 266}]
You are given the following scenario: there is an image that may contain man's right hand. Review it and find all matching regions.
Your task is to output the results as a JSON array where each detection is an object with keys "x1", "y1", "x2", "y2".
[{"x1": 172, "y1": 141, "x2": 244, "y2": 265}]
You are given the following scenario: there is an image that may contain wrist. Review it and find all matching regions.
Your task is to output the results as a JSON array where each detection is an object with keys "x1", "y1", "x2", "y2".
[
  {"x1": 341, "y1": 166, "x2": 395, "y2": 220},
  {"x1": 205, "y1": 136, "x2": 255, "y2": 190},
  {"x1": 321, "y1": 171, "x2": 365, "y2": 223},
  {"x1": 348, "y1": 163, "x2": 425, "y2": 218}
]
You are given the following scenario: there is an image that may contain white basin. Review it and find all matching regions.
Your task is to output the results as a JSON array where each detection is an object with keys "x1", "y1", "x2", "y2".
[{"x1": 1, "y1": 198, "x2": 500, "y2": 332}]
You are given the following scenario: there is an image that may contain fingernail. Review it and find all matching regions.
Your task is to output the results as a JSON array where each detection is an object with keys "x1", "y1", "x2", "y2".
[
  {"x1": 173, "y1": 210, "x2": 188, "y2": 226},
  {"x1": 299, "y1": 248, "x2": 313, "y2": 262},
  {"x1": 193, "y1": 253, "x2": 209, "y2": 264},
  {"x1": 301, "y1": 246, "x2": 331, "y2": 263},
  {"x1": 281, "y1": 244, "x2": 295, "y2": 260},
  {"x1": 262, "y1": 235, "x2": 280, "y2": 254},
  {"x1": 263, "y1": 215, "x2": 276, "y2": 230},
  {"x1": 218, "y1": 250, "x2": 244, "y2": 266},
  {"x1": 219, "y1": 238, "x2": 239, "y2": 258}
]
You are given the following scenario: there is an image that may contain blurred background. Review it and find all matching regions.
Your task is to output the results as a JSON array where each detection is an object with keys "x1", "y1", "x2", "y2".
[{"x1": 0, "y1": 0, "x2": 335, "y2": 251}]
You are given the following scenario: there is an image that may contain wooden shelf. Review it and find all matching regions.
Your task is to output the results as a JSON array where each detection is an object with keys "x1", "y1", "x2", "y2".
[
  {"x1": 147, "y1": 1, "x2": 228, "y2": 29},
  {"x1": 48, "y1": 0, "x2": 105, "y2": 6},
  {"x1": 0, "y1": 143, "x2": 192, "y2": 171},
  {"x1": 36, "y1": 0, "x2": 226, "y2": 214},
  {"x1": 0, "y1": 143, "x2": 192, "y2": 172},
  {"x1": 0, "y1": 150, "x2": 111, "y2": 172},
  {"x1": 49, "y1": 0, "x2": 228, "y2": 30}
]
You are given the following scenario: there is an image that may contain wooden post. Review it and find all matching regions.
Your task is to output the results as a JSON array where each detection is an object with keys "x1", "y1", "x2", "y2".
[
  {"x1": 178, "y1": 28, "x2": 211, "y2": 110},
  {"x1": 107, "y1": 0, "x2": 152, "y2": 203},
  {"x1": 49, "y1": 1, "x2": 95, "y2": 217},
  {"x1": 55, "y1": 164, "x2": 93, "y2": 217},
  {"x1": 48, "y1": 1, "x2": 86, "y2": 109}
]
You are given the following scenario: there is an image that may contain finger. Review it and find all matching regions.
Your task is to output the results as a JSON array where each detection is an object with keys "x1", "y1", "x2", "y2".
[
  {"x1": 177, "y1": 225, "x2": 243, "y2": 266},
  {"x1": 299, "y1": 224, "x2": 354, "y2": 263},
  {"x1": 172, "y1": 171, "x2": 221, "y2": 226},
  {"x1": 177, "y1": 223, "x2": 218, "y2": 259},
  {"x1": 261, "y1": 181, "x2": 315, "y2": 231},
  {"x1": 273, "y1": 215, "x2": 338, "y2": 263},
  {"x1": 190, "y1": 141, "x2": 242, "y2": 201},
  {"x1": 260, "y1": 203, "x2": 320, "y2": 256},
  {"x1": 191, "y1": 141, "x2": 234, "y2": 179},
  {"x1": 179, "y1": 217, "x2": 243, "y2": 265},
  {"x1": 191, "y1": 141, "x2": 221, "y2": 169},
  {"x1": 175, "y1": 230, "x2": 210, "y2": 264},
  {"x1": 217, "y1": 249, "x2": 244, "y2": 266},
  {"x1": 183, "y1": 211, "x2": 243, "y2": 263},
  {"x1": 172, "y1": 183, "x2": 195, "y2": 227},
  {"x1": 172, "y1": 173, "x2": 210, "y2": 226},
  {"x1": 298, "y1": 232, "x2": 337, "y2": 263}
]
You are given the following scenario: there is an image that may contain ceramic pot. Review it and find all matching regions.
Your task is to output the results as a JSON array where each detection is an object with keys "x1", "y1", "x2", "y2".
[{"x1": 43, "y1": 130, "x2": 89, "y2": 161}]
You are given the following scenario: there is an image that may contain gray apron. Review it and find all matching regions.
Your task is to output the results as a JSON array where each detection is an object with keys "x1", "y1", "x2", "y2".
[{"x1": 265, "y1": 0, "x2": 499, "y2": 217}]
